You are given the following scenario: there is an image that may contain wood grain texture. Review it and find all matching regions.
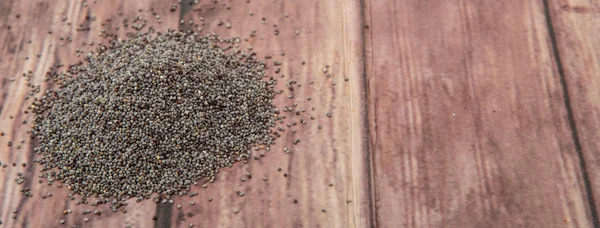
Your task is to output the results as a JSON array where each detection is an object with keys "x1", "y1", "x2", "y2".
[
  {"x1": 363, "y1": 0, "x2": 594, "y2": 227},
  {"x1": 0, "y1": 0, "x2": 371, "y2": 227},
  {"x1": 546, "y1": 0, "x2": 600, "y2": 224},
  {"x1": 169, "y1": 0, "x2": 371, "y2": 227},
  {"x1": 3, "y1": 0, "x2": 600, "y2": 227},
  {"x1": 0, "y1": 0, "x2": 179, "y2": 227}
]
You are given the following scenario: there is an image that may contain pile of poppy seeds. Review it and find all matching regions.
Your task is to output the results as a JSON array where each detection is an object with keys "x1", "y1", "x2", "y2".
[
  {"x1": 31, "y1": 30, "x2": 277, "y2": 202},
  {"x1": 0, "y1": 0, "x2": 348, "y2": 226}
]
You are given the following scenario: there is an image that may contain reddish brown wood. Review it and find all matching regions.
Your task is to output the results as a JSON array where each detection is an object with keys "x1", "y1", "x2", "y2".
[
  {"x1": 547, "y1": 0, "x2": 600, "y2": 222},
  {"x1": 170, "y1": 0, "x2": 370, "y2": 227},
  {"x1": 364, "y1": 0, "x2": 594, "y2": 227},
  {"x1": 0, "y1": 0, "x2": 370, "y2": 227},
  {"x1": 0, "y1": 0, "x2": 179, "y2": 227},
  {"x1": 3, "y1": 0, "x2": 600, "y2": 227}
]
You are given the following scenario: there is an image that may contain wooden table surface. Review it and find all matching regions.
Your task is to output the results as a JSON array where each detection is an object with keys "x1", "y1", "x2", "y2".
[{"x1": 1, "y1": 0, "x2": 599, "y2": 227}]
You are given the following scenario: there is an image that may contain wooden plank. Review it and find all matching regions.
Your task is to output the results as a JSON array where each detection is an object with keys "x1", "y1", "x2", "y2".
[
  {"x1": 364, "y1": 0, "x2": 594, "y2": 227},
  {"x1": 0, "y1": 0, "x2": 371, "y2": 227},
  {"x1": 546, "y1": 0, "x2": 600, "y2": 223},
  {"x1": 169, "y1": 0, "x2": 371, "y2": 227},
  {"x1": 0, "y1": 1, "x2": 179, "y2": 227}
]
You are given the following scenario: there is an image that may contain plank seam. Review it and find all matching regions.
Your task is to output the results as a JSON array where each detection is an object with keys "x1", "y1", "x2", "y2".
[
  {"x1": 359, "y1": 0, "x2": 377, "y2": 227},
  {"x1": 542, "y1": 1, "x2": 600, "y2": 227}
]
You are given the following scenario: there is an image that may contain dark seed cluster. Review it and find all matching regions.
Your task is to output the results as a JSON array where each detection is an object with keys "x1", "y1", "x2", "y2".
[
  {"x1": 0, "y1": 0, "x2": 348, "y2": 225},
  {"x1": 31, "y1": 30, "x2": 277, "y2": 202}
]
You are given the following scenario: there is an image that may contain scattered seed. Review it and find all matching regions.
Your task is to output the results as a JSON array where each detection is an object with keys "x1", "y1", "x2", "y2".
[{"x1": 0, "y1": 1, "x2": 348, "y2": 222}]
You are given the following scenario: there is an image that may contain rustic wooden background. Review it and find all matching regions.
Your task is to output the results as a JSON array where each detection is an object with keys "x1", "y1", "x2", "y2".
[{"x1": 0, "y1": 0, "x2": 599, "y2": 227}]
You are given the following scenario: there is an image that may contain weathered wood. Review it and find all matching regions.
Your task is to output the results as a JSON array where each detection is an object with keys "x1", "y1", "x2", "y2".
[
  {"x1": 4, "y1": 0, "x2": 600, "y2": 227},
  {"x1": 546, "y1": 0, "x2": 600, "y2": 224},
  {"x1": 0, "y1": 0, "x2": 370, "y2": 227},
  {"x1": 363, "y1": 0, "x2": 594, "y2": 227},
  {"x1": 0, "y1": 1, "x2": 178, "y2": 227},
  {"x1": 171, "y1": 0, "x2": 371, "y2": 227}
]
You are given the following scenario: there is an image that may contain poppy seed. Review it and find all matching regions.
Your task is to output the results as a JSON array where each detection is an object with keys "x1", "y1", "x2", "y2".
[{"x1": 31, "y1": 31, "x2": 278, "y2": 204}]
